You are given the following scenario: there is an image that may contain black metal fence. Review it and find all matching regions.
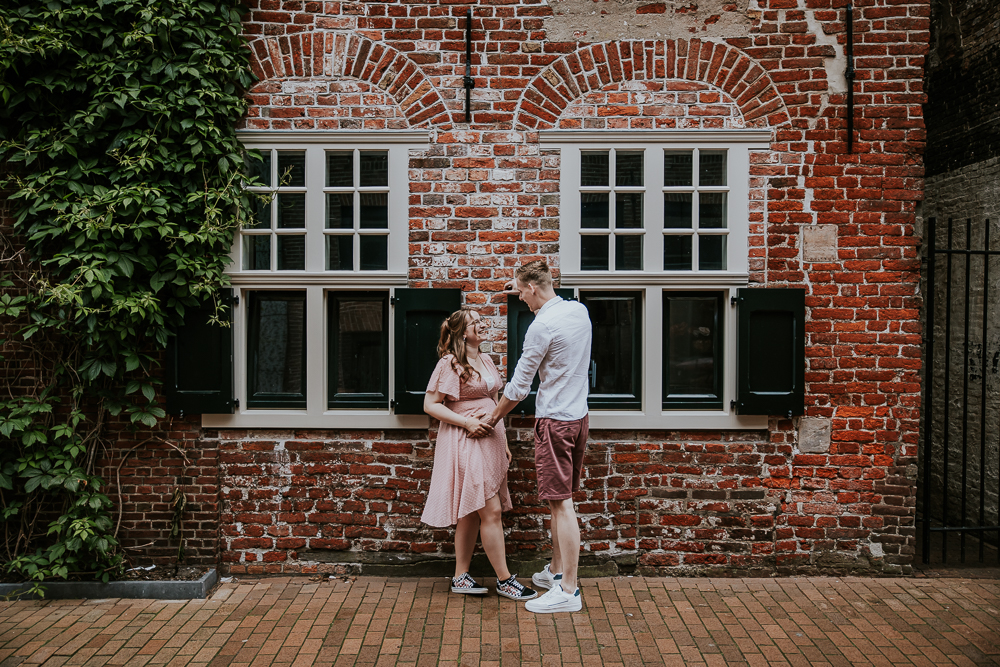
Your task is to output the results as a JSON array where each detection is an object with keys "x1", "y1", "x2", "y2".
[{"x1": 920, "y1": 217, "x2": 1000, "y2": 565}]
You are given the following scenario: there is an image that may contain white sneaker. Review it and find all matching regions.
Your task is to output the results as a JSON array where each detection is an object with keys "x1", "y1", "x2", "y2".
[
  {"x1": 524, "y1": 584, "x2": 582, "y2": 613},
  {"x1": 531, "y1": 563, "x2": 562, "y2": 590}
]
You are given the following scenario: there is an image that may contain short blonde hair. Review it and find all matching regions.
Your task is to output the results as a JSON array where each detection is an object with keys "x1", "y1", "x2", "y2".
[{"x1": 515, "y1": 260, "x2": 552, "y2": 288}]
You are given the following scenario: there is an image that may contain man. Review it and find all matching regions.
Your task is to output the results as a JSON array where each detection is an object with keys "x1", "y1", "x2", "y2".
[{"x1": 485, "y1": 259, "x2": 592, "y2": 613}]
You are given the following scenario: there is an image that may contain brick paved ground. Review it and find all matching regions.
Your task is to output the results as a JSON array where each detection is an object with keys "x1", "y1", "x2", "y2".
[{"x1": 1, "y1": 576, "x2": 998, "y2": 667}]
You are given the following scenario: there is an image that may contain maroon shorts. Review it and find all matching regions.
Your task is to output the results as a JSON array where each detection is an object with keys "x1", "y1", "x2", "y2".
[{"x1": 534, "y1": 416, "x2": 589, "y2": 501}]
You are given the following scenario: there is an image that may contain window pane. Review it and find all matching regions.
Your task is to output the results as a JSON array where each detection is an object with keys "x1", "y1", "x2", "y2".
[
  {"x1": 246, "y1": 151, "x2": 272, "y2": 187},
  {"x1": 360, "y1": 151, "x2": 389, "y2": 187},
  {"x1": 699, "y1": 192, "x2": 727, "y2": 229},
  {"x1": 329, "y1": 293, "x2": 388, "y2": 408},
  {"x1": 583, "y1": 293, "x2": 640, "y2": 406},
  {"x1": 699, "y1": 235, "x2": 727, "y2": 270},
  {"x1": 699, "y1": 150, "x2": 727, "y2": 186},
  {"x1": 248, "y1": 196, "x2": 271, "y2": 229},
  {"x1": 242, "y1": 235, "x2": 270, "y2": 270},
  {"x1": 277, "y1": 151, "x2": 305, "y2": 187},
  {"x1": 615, "y1": 151, "x2": 643, "y2": 186},
  {"x1": 581, "y1": 151, "x2": 609, "y2": 187},
  {"x1": 277, "y1": 235, "x2": 305, "y2": 270},
  {"x1": 664, "y1": 235, "x2": 692, "y2": 270},
  {"x1": 664, "y1": 193, "x2": 692, "y2": 228},
  {"x1": 277, "y1": 193, "x2": 305, "y2": 228},
  {"x1": 326, "y1": 193, "x2": 354, "y2": 229},
  {"x1": 360, "y1": 193, "x2": 389, "y2": 229},
  {"x1": 327, "y1": 151, "x2": 353, "y2": 187},
  {"x1": 615, "y1": 193, "x2": 643, "y2": 229},
  {"x1": 247, "y1": 291, "x2": 306, "y2": 408},
  {"x1": 580, "y1": 235, "x2": 609, "y2": 271},
  {"x1": 359, "y1": 235, "x2": 388, "y2": 270},
  {"x1": 664, "y1": 293, "x2": 721, "y2": 407},
  {"x1": 664, "y1": 151, "x2": 693, "y2": 186},
  {"x1": 581, "y1": 193, "x2": 609, "y2": 228},
  {"x1": 327, "y1": 235, "x2": 353, "y2": 271},
  {"x1": 615, "y1": 236, "x2": 643, "y2": 271}
]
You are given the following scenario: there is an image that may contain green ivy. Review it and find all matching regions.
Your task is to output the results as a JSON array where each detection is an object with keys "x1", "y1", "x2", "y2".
[{"x1": 0, "y1": 0, "x2": 255, "y2": 591}]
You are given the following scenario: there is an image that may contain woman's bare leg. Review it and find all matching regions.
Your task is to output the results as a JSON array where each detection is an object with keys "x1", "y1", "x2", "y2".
[
  {"x1": 454, "y1": 512, "x2": 481, "y2": 578},
  {"x1": 477, "y1": 494, "x2": 512, "y2": 581}
]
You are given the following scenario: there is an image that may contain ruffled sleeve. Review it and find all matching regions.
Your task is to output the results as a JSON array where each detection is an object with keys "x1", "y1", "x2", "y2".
[{"x1": 426, "y1": 355, "x2": 462, "y2": 401}]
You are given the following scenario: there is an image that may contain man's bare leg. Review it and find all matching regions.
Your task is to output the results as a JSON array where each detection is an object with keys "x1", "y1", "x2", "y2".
[{"x1": 548, "y1": 498, "x2": 579, "y2": 590}]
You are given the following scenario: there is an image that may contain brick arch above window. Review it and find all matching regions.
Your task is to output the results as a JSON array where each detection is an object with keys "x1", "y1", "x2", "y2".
[
  {"x1": 246, "y1": 33, "x2": 450, "y2": 128},
  {"x1": 558, "y1": 80, "x2": 747, "y2": 130},
  {"x1": 515, "y1": 39, "x2": 790, "y2": 131}
]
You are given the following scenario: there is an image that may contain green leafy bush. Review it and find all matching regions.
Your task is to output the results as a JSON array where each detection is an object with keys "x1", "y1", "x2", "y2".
[{"x1": 0, "y1": 0, "x2": 254, "y2": 590}]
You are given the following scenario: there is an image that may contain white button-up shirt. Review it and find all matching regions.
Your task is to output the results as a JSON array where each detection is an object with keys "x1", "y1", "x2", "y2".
[{"x1": 503, "y1": 296, "x2": 592, "y2": 421}]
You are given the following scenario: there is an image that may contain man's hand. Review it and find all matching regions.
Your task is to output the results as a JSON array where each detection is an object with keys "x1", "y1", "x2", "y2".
[
  {"x1": 502, "y1": 279, "x2": 519, "y2": 295},
  {"x1": 482, "y1": 410, "x2": 501, "y2": 428}
]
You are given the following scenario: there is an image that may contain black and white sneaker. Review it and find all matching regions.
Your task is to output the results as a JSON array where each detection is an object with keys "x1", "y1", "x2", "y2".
[
  {"x1": 451, "y1": 572, "x2": 488, "y2": 594},
  {"x1": 496, "y1": 575, "x2": 538, "y2": 601}
]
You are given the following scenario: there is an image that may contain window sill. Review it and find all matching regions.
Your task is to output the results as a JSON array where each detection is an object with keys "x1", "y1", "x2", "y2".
[
  {"x1": 202, "y1": 411, "x2": 430, "y2": 429},
  {"x1": 227, "y1": 272, "x2": 408, "y2": 285},
  {"x1": 587, "y1": 410, "x2": 768, "y2": 430},
  {"x1": 560, "y1": 272, "x2": 749, "y2": 286}
]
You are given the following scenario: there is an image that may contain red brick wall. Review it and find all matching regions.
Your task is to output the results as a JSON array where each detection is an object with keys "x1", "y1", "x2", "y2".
[
  {"x1": 98, "y1": 417, "x2": 220, "y2": 568},
  {"x1": 82, "y1": 0, "x2": 928, "y2": 575}
]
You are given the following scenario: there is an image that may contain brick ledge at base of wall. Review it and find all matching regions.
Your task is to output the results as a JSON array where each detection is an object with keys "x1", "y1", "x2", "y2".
[{"x1": 223, "y1": 550, "x2": 905, "y2": 579}]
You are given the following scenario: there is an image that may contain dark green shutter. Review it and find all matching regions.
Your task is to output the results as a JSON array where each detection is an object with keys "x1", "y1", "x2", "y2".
[
  {"x1": 165, "y1": 288, "x2": 235, "y2": 415},
  {"x1": 392, "y1": 288, "x2": 461, "y2": 414},
  {"x1": 734, "y1": 287, "x2": 805, "y2": 416},
  {"x1": 506, "y1": 289, "x2": 575, "y2": 416}
]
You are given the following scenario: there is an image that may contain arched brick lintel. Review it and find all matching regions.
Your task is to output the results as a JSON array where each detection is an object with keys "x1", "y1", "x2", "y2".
[
  {"x1": 515, "y1": 39, "x2": 791, "y2": 131},
  {"x1": 246, "y1": 33, "x2": 450, "y2": 128}
]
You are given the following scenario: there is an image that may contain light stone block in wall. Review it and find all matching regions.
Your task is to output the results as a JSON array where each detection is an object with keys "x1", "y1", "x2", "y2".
[
  {"x1": 801, "y1": 225, "x2": 839, "y2": 262},
  {"x1": 798, "y1": 417, "x2": 831, "y2": 454}
]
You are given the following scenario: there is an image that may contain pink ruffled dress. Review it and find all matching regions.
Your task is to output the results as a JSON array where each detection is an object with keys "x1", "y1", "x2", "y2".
[{"x1": 420, "y1": 354, "x2": 512, "y2": 527}]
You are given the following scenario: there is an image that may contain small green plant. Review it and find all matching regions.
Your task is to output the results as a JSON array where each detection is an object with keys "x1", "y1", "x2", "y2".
[{"x1": 0, "y1": 0, "x2": 255, "y2": 589}]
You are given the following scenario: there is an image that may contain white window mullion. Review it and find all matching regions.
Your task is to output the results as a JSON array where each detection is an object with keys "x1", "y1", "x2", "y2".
[
  {"x1": 644, "y1": 286, "x2": 662, "y2": 416},
  {"x1": 306, "y1": 147, "x2": 325, "y2": 272},
  {"x1": 305, "y1": 286, "x2": 325, "y2": 415},
  {"x1": 646, "y1": 149, "x2": 663, "y2": 272}
]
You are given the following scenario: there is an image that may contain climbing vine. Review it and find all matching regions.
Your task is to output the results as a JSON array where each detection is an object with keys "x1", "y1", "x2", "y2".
[{"x1": 0, "y1": 0, "x2": 254, "y2": 589}]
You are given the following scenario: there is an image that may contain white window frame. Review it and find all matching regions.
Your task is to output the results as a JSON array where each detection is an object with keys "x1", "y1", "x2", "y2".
[
  {"x1": 204, "y1": 131, "x2": 430, "y2": 429},
  {"x1": 541, "y1": 130, "x2": 771, "y2": 430}
]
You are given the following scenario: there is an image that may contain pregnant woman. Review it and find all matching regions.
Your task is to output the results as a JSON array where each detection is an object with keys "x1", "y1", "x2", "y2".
[{"x1": 420, "y1": 307, "x2": 537, "y2": 601}]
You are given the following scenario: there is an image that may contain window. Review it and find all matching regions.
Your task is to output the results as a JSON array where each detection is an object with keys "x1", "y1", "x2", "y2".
[
  {"x1": 542, "y1": 130, "x2": 772, "y2": 429},
  {"x1": 200, "y1": 131, "x2": 432, "y2": 429}
]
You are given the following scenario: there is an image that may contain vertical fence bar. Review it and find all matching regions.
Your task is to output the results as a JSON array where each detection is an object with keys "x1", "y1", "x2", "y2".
[
  {"x1": 961, "y1": 218, "x2": 972, "y2": 564},
  {"x1": 923, "y1": 218, "x2": 936, "y2": 563},
  {"x1": 943, "y1": 218, "x2": 953, "y2": 564},
  {"x1": 980, "y1": 219, "x2": 990, "y2": 562}
]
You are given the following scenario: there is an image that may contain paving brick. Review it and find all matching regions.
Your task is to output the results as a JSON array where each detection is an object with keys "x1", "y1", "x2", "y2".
[{"x1": 2, "y1": 575, "x2": 997, "y2": 665}]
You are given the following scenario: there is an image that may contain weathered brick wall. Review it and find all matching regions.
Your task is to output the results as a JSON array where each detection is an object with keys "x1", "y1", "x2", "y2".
[
  {"x1": 217, "y1": 419, "x2": 908, "y2": 576},
  {"x1": 96, "y1": 417, "x2": 220, "y2": 568},
  {"x1": 0, "y1": 208, "x2": 218, "y2": 569},
  {"x1": 208, "y1": 0, "x2": 929, "y2": 576}
]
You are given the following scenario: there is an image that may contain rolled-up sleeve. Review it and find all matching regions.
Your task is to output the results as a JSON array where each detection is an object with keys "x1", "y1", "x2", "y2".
[{"x1": 503, "y1": 321, "x2": 551, "y2": 402}]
